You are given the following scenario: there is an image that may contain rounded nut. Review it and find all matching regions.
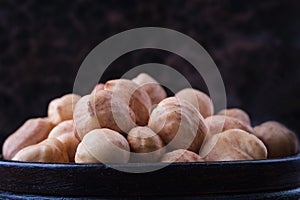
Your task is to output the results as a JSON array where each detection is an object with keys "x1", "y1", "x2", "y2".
[
  {"x1": 2, "y1": 118, "x2": 54, "y2": 160},
  {"x1": 75, "y1": 128, "x2": 130, "y2": 164},
  {"x1": 48, "y1": 120, "x2": 80, "y2": 162},
  {"x1": 91, "y1": 83, "x2": 105, "y2": 95},
  {"x1": 199, "y1": 129, "x2": 267, "y2": 161},
  {"x1": 205, "y1": 115, "x2": 254, "y2": 136},
  {"x1": 217, "y1": 108, "x2": 251, "y2": 125},
  {"x1": 148, "y1": 97, "x2": 208, "y2": 153},
  {"x1": 175, "y1": 88, "x2": 214, "y2": 118},
  {"x1": 12, "y1": 138, "x2": 69, "y2": 163},
  {"x1": 132, "y1": 73, "x2": 167, "y2": 105},
  {"x1": 253, "y1": 121, "x2": 299, "y2": 158},
  {"x1": 104, "y1": 79, "x2": 152, "y2": 126},
  {"x1": 127, "y1": 126, "x2": 165, "y2": 162},
  {"x1": 48, "y1": 93, "x2": 81, "y2": 125},
  {"x1": 73, "y1": 91, "x2": 136, "y2": 140},
  {"x1": 161, "y1": 149, "x2": 204, "y2": 163}
]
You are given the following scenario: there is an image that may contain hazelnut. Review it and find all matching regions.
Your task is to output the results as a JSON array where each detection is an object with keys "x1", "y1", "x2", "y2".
[
  {"x1": 175, "y1": 88, "x2": 214, "y2": 118},
  {"x1": 2, "y1": 118, "x2": 54, "y2": 160},
  {"x1": 48, "y1": 120, "x2": 80, "y2": 162},
  {"x1": 132, "y1": 73, "x2": 167, "y2": 105},
  {"x1": 104, "y1": 79, "x2": 152, "y2": 126},
  {"x1": 200, "y1": 129, "x2": 267, "y2": 161},
  {"x1": 161, "y1": 149, "x2": 204, "y2": 163},
  {"x1": 217, "y1": 108, "x2": 251, "y2": 125},
  {"x1": 253, "y1": 121, "x2": 299, "y2": 158},
  {"x1": 148, "y1": 97, "x2": 208, "y2": 153},
  {"x1": 127, "y1": 126, "x2": 165, "y2": 162},
  {"x1": 12, "y1": 138, "x2": 69, "y2": 163},
  {"x1": 48, "y1": 93, "x2": 81, "y2": 125},
  {"x1": 75, "y1": 128, "x2": 130, "y2": 164},
  {"x1": 205, "y1": 115, "x2": 254, "y2": 136},
  {"x1": 73, "y1": 91, "x2": 136, "y2": 140},
  {"x1": 91, "y1": 83, "x2": 105, "y2": 95}
]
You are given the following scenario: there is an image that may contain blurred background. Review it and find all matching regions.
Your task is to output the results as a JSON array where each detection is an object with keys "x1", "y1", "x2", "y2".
[{"x1": 0, "y1": 0, "x2": 299, "y2": 144}]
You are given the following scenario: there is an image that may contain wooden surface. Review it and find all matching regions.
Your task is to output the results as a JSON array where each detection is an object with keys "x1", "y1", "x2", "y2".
[{"x1": 0, "y1": 154, "x2": 299, "y2": 199}]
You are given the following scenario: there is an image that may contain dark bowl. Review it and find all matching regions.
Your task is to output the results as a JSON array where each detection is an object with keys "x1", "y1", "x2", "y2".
[{"x1": 0, "y1": 153, "x2": 299, "y2": 200}]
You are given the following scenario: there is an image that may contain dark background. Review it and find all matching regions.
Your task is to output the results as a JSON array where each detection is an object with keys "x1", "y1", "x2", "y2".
[{"x1": 0, "y1": 0, "x2": 299, "y2": 145}]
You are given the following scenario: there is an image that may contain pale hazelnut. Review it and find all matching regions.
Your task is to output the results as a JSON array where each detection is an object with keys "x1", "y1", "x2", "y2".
[
  {"x1": 217, "y1": 108, "x2": 251, "y2": 125},
  {"x1": 161, "y1": 149, "x2": 204, "y2": 163},
  {"x1": 104, "y1": 79, "x2": 152, "y2": 126},
  {"x1": 2, "y1": 118, "x2": 54, "y2": 160},
  {"x1": 175, "y1": 88, "x2": 214, "y2": 118},
  {"x1": 12, "y1": 138, "x2": 69, "y2": 163},
  {"x1": 205, "y1": 115, "x2": 254, "y2": 137},
  {"x1": 148, "y1": 97, "x2": 208, "y2": 153},
  {"x1": 253, "y1": 121, "x2": 299, "y2": 158},
  {"x1": 91, "y1": 83, "x2": 105, "y2": 95},
  {"x1": 73, "y1": 91, "x2": 136, "y2": 140},
  {"x1": 48, "y1": 120, "x2": 80, "y2": 162},
  {"x1": 132, "y1": 73, "x2": 167, "y2": 105},
  {"x1": 200, "y1": 129, "x2": 267, "y2": 161},
  {"x1": 48, "y1": 93, "x2": 81, "y2": 125},
  {"x1": 127, "y1": 126, "x2": 165, "y2": 162},
  {"x1": 75, "y1": 128, "x2": 130, "y2": 164}
]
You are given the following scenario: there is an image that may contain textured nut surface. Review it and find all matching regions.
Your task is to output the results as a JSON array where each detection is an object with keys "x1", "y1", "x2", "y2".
[
  {"x1": 218, "y1": 108, "x2": 251, "y2": 125},
  {"x1": 48, "y1": 120, "x2": 80, "y2": 162},
  {"x1": 132, "y1": 73, "x2": 167, "y2": 105},
  {"x1": 104, "y1": 79, "x2": 152, "y2": 126},
  {"x1": 2, "y1": 118, "x2": 54, "y2": 160},
  {"x1": 148, "y1": 97, "x2": 208, "y2": 153},
  {"x1": 175, "y1": 88, "x2": 214, "y2": 118},
  {"x1": 91, "y1": 83, "x2": 105, "y2": 95},
  {"x1": 253, "y1": 121, "x2": 299, "y2": 158},
  {"x1": 161, "y1": 149, "x2": 204, "y2": 163},
  {"x1": 200, "y1": 129, "x2": 267, "y2": 161},
  {"x1": 205, "y1": 115, "x2": 254, "y2": 136},
  {"x1": 75, "y1": 128, "x2": 130, "y2": 164},
  {"x1": 12, "y1": 138, "x2": 69, "y2": 163},
  {"x1": 48, "y1": 93, "x2": 81, "y2": 125},
  {"x1": 74, "y1": 92, "x2": 136, "y2": 140},
  {"x1": 127, "y1": 126, "x2": 165, "y2": 162}
]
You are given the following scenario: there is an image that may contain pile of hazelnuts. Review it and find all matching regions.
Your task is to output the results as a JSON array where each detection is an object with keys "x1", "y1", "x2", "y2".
[{"x1": 2, "y1": 73, "x2": 299, "y2": 164}]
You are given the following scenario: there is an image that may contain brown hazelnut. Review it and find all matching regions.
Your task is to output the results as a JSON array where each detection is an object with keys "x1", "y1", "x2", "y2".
[
  {"x1": 217, "y1": 108, "x2": 251, "y2": 125},
  {"x1": 104, "y1": 79, "x2": 152, "y2": 126},
  {"x1": 75, "y1": 128, "x2": 130, "y2": 164},
  {"x1": 48, "y1": 120, "x2": 80, "y2": 162},
  {"x1": 148, "y1": 97, "x2": 208, "y2": 153},
  {"x1": 2, "y1": 118, "x2": 54, "y2": 160},
  {"x1": 205, "y1": 115, "x2": 254, "y2": 137},
  {"x1": 161, "y1": 149, "x2": 204, "y2": 163},
  {"x1": 73, "y1": 91, "x2": 136, "y2": 140},
  {"x1": 253, "y1": 121, "x2": 299, "y2": 158},
  {"x1": 200, "y1": 129, "x2": 267, "y2": 161},
  {"x1": 48, "y1": 93, "x2": 81, "y2": 125},
  {"x1": 175, "y1": 88, "x2": 214, "y2": 118},
  {"x1": 12, "y1": 138, "x2": 69, "y2": 163},
  {"x1": 132, "y1": 73, "x2": 167, "y2": 105},
  {"x1": 127, "y1": 126, "x2": 165, "y2": 162}
]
